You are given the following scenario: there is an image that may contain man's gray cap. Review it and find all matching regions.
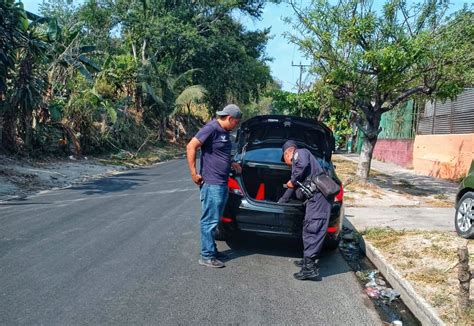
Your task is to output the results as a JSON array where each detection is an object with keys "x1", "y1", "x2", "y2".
[{"x1": 216, "y1": 104, "x2": 242, "y2": 119}]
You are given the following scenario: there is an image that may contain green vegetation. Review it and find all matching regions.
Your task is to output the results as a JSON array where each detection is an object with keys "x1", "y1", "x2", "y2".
[
  {"x1": 0, "y1": 0, "x2": 274, "y2": 155},
  {"x1": 434, "y1": 194, "x2": 449, "y2": 200},
  {"x1": 3, "y1": 0, "x2": 472, "y2": 163},
  {"x1": 361, "y1": 227, "x2": 407, "y2": 247},
  {"x1": 288, "y1": 0, "x2": 474, "y2": 181}
]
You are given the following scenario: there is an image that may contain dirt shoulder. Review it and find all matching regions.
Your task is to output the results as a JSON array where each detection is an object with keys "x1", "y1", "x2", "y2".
[
  {"x1": 363, "y1": 228, "x2": 474, "y2": 324},
  {"x1": 333, "y1": 155, "x2": 473, "y2": 325},
  {"x1": 0, "y1": 143, "x2": 185, "y2": 201}
]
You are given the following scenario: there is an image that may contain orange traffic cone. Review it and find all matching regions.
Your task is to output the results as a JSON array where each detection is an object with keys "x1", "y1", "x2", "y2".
[{"x1": 255, "y1": 183, "x2": 265, "y2": 200}]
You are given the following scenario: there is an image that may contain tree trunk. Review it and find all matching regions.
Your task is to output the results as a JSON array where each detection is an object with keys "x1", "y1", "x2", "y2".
[
  {"x1": 159, "y1": 116, "x2": 167, "y2": 141},
  {"x1": 22, "y1": 109, "x2": 33, "y2": 151},
  {"x1": 187, "y1": 103, "x2": 191, "y2": 134},
  {"x1": 134, "y1": 84, "x2": 142, "y2": 113},
  {"x1": 141, "y1": 39, "x2": 147, "y2": 62},
  {"x1": 458, "y1": 244, "x2": 471, "y2": 315},
  {"x1": 131, "y1": 43, "x2": 137, "y2": 60},
  {"x1": 356, "y1": 134, "x2": 378, "y2": 181},
  {"x1": 1, "y1": 107, "x2": 16, "y2": 152},
  {"x1": 356, "y1": 110, "x2": 382, "y2": 181}
]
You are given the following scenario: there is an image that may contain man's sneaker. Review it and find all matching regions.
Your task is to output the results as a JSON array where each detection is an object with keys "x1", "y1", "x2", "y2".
[{"x1": 198, "y1": 258, "x2": 225, "y2": 268}]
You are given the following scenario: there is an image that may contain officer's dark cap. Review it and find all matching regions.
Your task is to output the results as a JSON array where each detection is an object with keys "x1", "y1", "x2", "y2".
[{"x1": 281, "y1": 140, "x2": 297, "y2": 162}]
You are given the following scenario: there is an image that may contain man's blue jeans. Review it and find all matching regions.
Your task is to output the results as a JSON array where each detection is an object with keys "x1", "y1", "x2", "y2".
[{"x1": 200, "y1": 183, "x2": 229, "y2": 260}]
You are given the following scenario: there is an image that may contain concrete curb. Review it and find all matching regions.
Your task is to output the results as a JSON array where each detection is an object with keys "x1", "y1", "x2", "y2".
[{"x1": 359, "y1": 238, "x2": 446, "y2": 326}]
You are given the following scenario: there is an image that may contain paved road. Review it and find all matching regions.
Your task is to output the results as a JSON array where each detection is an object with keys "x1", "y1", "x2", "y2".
[{"x1": 0, "y1": 158, "x2": 381, "y2": 325}]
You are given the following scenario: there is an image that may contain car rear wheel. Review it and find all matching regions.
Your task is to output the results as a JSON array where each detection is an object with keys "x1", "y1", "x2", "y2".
[{"x1": 455, "y1": 192, "x2": 474, "y2": 239}]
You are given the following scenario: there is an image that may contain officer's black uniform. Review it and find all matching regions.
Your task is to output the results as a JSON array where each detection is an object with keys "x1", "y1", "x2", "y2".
[{"x1": 279, "y1": 141, "x2": 332, "y2": 280}]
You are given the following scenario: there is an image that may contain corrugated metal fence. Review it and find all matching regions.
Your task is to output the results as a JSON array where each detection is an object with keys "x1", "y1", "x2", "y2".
[{"x1": 418, "y1": 88, "x2": 474, "y2": 135}]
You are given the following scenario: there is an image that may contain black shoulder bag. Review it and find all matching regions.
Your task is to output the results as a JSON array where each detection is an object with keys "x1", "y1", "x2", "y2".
[
  {"x1": 311, "y1": 172, "x2": 340, "y2": 198},
  {"x1": 298, "y1": 170, "x2": 340, "y2": 199}
]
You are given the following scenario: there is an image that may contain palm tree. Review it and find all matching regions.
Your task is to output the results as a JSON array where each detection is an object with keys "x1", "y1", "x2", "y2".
[
  {"x1": 46, "y1": 19, "x2": 100, "y2": 96},
  {"x1": 0, "y1": 0, "x2": 28, "y2": 151},
  {"x1": 141, "y1": 65, "x2": 206, "y2": 141},
  {"x1": 175, "y1": 85, "x2": 206, "y2": 136},
  {"x1": 0, "y1": 2, "x2": 99, "y2": 152},
  {"x1": 10, "y1": 17, "x2": 49, "y2": 150}
]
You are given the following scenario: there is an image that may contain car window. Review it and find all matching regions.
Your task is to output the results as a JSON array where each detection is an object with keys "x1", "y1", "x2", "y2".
[
  {"x1": 243, "y1": 147, "x2": 333, "y2": 172},
  {"x1": 244, "y1": 148, "x2": 283, "y2": 163}
]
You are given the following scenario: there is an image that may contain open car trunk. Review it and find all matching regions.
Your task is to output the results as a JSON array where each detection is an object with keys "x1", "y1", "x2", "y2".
[
  {"x1": 241, "y1": 162, "x2": 303, "y2": 204},
  {"x1": 236, "y1": 115, "x2": 335, "y2": 161},
  {"x1": 234, "y1": 115, "x2": 336, "y2": 205}
]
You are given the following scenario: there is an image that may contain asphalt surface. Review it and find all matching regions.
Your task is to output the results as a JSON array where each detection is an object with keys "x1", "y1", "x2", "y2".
[{"x1": 0, "y1": 158, "x2": 381, "y2": 325}]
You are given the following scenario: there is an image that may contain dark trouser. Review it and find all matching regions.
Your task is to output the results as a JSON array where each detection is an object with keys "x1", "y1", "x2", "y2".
[{"x1": 303, "y1": 193, "x2": 331, "y2": 259}]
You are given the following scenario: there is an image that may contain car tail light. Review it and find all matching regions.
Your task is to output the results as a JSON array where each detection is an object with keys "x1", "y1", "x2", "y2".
[
  {"x1": 327, "y1": 226, "x2": 338, "y2": 233},
  {"x1": 228, "y1": 177, "x2": 243, "y2": 195},
  {"x1": 335, "y1": 183, "x2": 344, "y2": 202},
  {"x1": 221, "y1": 217, "x2": 233, "y2": 223}
]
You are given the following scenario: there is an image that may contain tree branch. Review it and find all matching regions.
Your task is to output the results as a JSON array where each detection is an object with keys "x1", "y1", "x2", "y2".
[{"x1": 382, "y1": 86, "x2": 430, "y2": 112}]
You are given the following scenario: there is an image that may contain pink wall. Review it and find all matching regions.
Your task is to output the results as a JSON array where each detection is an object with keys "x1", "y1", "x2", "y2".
[
  {"x1": 413, "y1": 134, "x2": 474, "y2": 180},
  {"x1": 373, "y1": 139, "x2": 414, "y2": 168}
]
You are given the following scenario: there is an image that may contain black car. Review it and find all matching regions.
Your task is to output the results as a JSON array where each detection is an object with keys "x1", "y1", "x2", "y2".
[{"x1": 216, "y1": 115, "x2": 344, "y2": 249}]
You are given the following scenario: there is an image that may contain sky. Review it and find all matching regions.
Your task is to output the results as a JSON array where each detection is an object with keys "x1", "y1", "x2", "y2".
[{"x1": 21, "y1": 0, "x2": 470, "y2": 92}]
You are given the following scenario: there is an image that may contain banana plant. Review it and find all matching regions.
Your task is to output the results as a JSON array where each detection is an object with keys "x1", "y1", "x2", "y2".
[
  {"x1": 1, "y1": 3, "x2": 51, "y2": 151},
  {"x1": 140, "y1": 61, "x2": 206, "y2": 140},
  {"x1": 0, "y1": 0, "x2": 29, "y2": 151},
  {"x1": 175, "y1": 84, "x2": 207, "y2": 134},
  {"x1": 46, "y1": 19, "x2": 100, "y2": 96}
]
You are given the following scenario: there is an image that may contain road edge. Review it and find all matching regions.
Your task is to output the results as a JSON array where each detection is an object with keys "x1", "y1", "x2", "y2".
[
  {"x1": 358, "y1": 235, "x2": 446, "y2": 325},
  {"x1": 0, "y1": 153, "x2": 186, "y2": 203}
]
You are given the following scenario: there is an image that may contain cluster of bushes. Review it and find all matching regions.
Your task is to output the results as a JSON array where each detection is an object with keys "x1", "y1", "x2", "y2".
[{"x1": 0, "y1": 0, "x2": 274, "y2": 156}]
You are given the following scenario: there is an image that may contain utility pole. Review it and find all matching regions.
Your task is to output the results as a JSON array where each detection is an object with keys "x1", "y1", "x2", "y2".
[{"x1": 292, "y1": 61, "x2": 311, "y2": 117}]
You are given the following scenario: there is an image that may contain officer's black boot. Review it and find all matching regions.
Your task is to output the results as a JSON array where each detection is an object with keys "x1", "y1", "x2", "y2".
[
  {"x1": 293, "y1": 259, "x2": 304, "y2": 267},
  {"x1": 294, "y1": 256, "x2": 319, "y2": 268},
  {"x1": 293, "y1": 257, "x2": 321, "y2": 281}
]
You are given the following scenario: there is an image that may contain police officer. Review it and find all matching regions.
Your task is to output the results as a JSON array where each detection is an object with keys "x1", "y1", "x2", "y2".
[{"x1": 278, "y1": 140, "x2": 332, "y2": 281}]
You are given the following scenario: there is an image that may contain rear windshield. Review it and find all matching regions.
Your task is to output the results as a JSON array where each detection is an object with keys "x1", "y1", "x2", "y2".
[
  {"x1": 246, "y1": 124, "x2": 328, "y2": 150},
  {"x1": 243, "y1": 147, "x2": 332, "y2": 171},
  {"x1": 243, "y1": 147, "x2": 323, "y2": 163},
  {"x1": 244, "y1": 148, "x2": 283, "y2": 164}
]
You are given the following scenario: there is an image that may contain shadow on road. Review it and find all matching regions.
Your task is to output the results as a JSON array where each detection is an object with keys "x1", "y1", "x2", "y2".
[
  {"x1": 74, "y1": 178, "x2": 141, "y2": 195},
  {"x1": 0, "y1": 202, "x2": 52, "y2": 206},
  {"x1": 369, "y1": 172, "x2": 458, "y2": 198},
  {"x1": 73, "y1": 171, "x2": 161, "y2": 195},
  {"x1": 114, "y1": 172, "x2": 162, "y2": 178},
  {"x1": 219, "y1": 233, "x2": 351, "y2": 278},
  {"x1": 224, "y1": 233, "x2": 303, "y2": 259}
]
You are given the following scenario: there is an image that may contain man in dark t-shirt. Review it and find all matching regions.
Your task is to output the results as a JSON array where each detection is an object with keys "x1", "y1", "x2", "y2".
[{"x1": 186, "y1": 104, "x2": 242, "y2": 268}]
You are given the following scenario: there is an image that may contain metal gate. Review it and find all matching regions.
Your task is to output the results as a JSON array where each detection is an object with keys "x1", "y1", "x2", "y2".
[{"x1": 418, "y1": 88, "x2": 474, "y2": 135}]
